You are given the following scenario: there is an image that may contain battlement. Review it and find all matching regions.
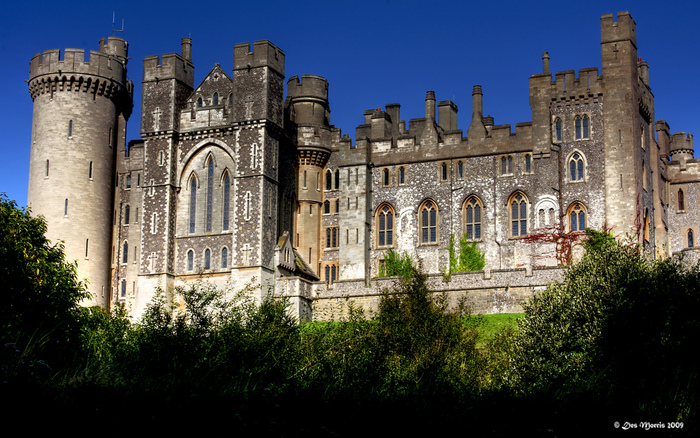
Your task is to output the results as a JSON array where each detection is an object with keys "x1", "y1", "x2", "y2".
[
  {"x1": 29, "y1": 37, "x2": 129, "y2": 84},
  {"x1": 142, "y1": 39, "x2": 194, "y2": 86},
  {"x1": 287, "y1": 75, "x2": 328, "y2": 101},
  {"x1": 601, "y1": 11, "x2": 636, "y2": 47},
  {"x1": 552, "y1": 67, "x2": 602, "y2": 96},
  {"x1": 670, "y1": 132, "x2": 694, "y2": 153},
  {"x1": 233, "y1": 40, "x2": 284, "y2": 76},
  {"x1": 287, "y1": 74, "x2": 329, "y2": 127}
]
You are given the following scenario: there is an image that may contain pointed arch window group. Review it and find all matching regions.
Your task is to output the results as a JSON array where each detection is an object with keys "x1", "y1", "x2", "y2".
[
  {"x1": 370, "y1": 191, "x2": 596, "y2": 247},
  {"x1": 568, "y1": 202, "x2": 587, "y2": 232},
  {"x1": 186, "y1": 246, "x2": 230, "y2": 272},
  {"x1": 377, "y1": 204, "x2": 394, "y2": 247},
  {"x1": 575, "y1": 115, "x2": 590, "y2": 140},
  {"x1": 569, "y1": 152, "x2": 585, "y2": 181},
  {"x1": 420, "y1": 200, "x2": 438, "y2": 244},
  {"x1": 510, "y1": 193, "x2": 528, "y2": 237},
  {"x1": 464, "y1": 197, "x2": 482, "y2": 241},
  {"x1": 188, "y1": 152, "x2": 232, "y2": 235}
]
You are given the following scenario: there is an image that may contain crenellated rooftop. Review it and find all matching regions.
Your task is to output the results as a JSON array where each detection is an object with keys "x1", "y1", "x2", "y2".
[{"x1": 29, "y1": 37, "x2": 128, "y2": 85}]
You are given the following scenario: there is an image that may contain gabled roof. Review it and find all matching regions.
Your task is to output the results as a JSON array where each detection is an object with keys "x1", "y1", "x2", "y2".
[{"x1": 277, "y1": 231, "x2": 319, "y2": 281}]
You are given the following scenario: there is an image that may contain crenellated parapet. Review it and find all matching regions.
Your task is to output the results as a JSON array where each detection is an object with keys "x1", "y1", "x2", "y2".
[
  {"x1": 28, "y1": 37, "x2": 133, "y2": 118},
  {"x1": 286, "y1": 75, "x2": 329, "y2": 126},
  {"x1": 233, "y1": 40, "x2": 285, "y2": 76},
  {"x1": 142, "y1": 51, "x2": 194, "y2": 86}
]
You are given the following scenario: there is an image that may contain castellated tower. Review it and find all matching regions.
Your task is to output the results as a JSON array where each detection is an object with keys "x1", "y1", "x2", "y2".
[
  {"x1": 600, "y1": 12, "x2": 655, "y2": 241},
  {"x1": 229, "y1": 41, "x2": 285, "y2": 294},
  {"x1": 27, "y1": 38, "x2": 133, "y2": 307},
  {"x1": 285, "y1": 74, "x2": 331, "y2": 275},
  {"x1": 128, "y1": 38, "x2": 195, "y2": 313}
]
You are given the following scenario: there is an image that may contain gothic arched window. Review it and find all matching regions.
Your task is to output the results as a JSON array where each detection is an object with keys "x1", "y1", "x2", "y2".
[
  {"x1": 221, "y1": 247, "x2": 228, "y2": 268},
  {"x1": 420, "y1": 200, "x2": 438, "y2": 244},
  {"x1": 688, "y1": 229, "x2": 694, "y2": 248},
  {"x1": 575, "y1": 115, "x2": 590, "y2": 140},
  {"x1": 376, "y1": 204, "x2": 394, "y2": 248},
  {"x1": 222, "y1": 172, "x2": 230, "y2": 231},
  {"x1": 187, "y1": 250, "x2": 194, "y2": 271},
  {"x1": 213, "y1": 92, "x2": 219, "y2": 105},
  {"x1": 204, "y1": 249, "x2": 211, "y2": 270},
  {"x1": 569, "y1": 153, "x2": 584, "y2": 181},
  {"x1": 189, "y1": 175, "x2": 197, "y2": 234},
  {"x1": 464, "y1": 196, "x2": 483, "y2": 240},
  {"x1": 324, "y1": 200, "x2": 330, "y2": 214},
  {"x1": 122, "y1": 241, "x2": 128, "y2": 264},
  {"x1": 501, "y1": 156, "x2": 513, "y2": 174},
  {"x1": 326, "y1": 170, "x2": 332, "y2": 191},
  {"x1": 510, "y1": 193, "x2": 528, "y2": 237},
  {"x1": 335, "y1": 169, "x2": 340, "y2": 189},
  {"x1": 678, "y1": 189, "x2": 685, "y2": 211},
  {"x1": 568, "y1": 202, "x2": 587, "y2": 232},
  {"x1": 554, "y1": 118, "x2": 562, "y2": 142},
  {"x1": 206, "y1": 157, "x2": 214, "y2": 232},
  {"x1": 124, "y1": 205, "x2": 130, "y2": 225}
]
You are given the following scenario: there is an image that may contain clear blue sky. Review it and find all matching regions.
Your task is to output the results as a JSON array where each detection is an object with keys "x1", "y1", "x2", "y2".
[{"x1": 3, "y1": 0, "x2": 699, "y2": 207}]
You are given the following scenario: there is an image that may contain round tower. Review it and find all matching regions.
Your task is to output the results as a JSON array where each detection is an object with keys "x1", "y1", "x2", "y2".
[
  {"x1": 286, "y1": 74, "x2": 331, "y2": 273},
  {"x1": 670, "y1": 132, "x2": 694, "y2": 162},
  {"x1": 27, "y1": 37, "x2": 133, "y2": 307}
]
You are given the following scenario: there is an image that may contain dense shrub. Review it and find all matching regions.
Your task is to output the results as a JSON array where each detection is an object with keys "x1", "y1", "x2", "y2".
[
  {"x1": 75, "y1": 281, "x2": 299, "y2": 399},
  {"x1": 508, "y1": 229, "x2": 700, "y2": 422}
]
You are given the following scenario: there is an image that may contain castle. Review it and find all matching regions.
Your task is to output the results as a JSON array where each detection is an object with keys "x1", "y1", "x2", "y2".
[{"x1": 26, "y1": 12, "x2": 700, "y2": 320}]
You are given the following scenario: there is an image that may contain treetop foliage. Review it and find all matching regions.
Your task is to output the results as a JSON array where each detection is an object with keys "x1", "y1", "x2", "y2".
[{"x1": 0, "y1": 194, "x2": 89, "y2": 363}]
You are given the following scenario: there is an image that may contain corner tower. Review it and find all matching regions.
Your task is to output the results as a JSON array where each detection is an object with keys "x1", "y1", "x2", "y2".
[
  {"x1": 27, "y1": 38, "x2": 133, "y2": 307},
  {"x1": 600, "y1": 12, "x2": 654, "y2": 240}
]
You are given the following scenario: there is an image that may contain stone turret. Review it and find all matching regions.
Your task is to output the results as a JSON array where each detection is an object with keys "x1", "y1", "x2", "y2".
[
  {"x1": 670, "y1": 133, "x2": 694, "y2": 162},
  {"x1": 27, "y1": 37, "x2": 133, "y2": 307},
  {"x1": 286, "y1": 74, "x2": 331, "y2": 273}
]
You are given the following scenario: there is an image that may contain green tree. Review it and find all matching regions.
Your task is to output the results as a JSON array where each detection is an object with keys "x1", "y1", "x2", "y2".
[
  {"x1": 376, "y1": 266, "x2": 481, "y2": 396},
  {"x1": 0, "y1": 195, "x2": 89, "y2": 365}
]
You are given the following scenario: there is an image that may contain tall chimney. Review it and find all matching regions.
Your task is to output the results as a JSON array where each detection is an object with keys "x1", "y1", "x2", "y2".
[
  {"x1": 425, "y1": 91, "x2": 435, "y2": 121},
  {"x1": 542, "y1": 52, "x2": 550, "y2": 75},
  {"x1": 181, "y1": 37, "x2": 192, "y2": 61},
  {"x1": 467, "y1": 85, "x2": 486, "y2": 139}
]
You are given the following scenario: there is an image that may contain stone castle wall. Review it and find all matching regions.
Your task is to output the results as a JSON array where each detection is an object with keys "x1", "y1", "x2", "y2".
[{"x1": 303, "y1": 266, "x2": 564, "y2": 321}]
